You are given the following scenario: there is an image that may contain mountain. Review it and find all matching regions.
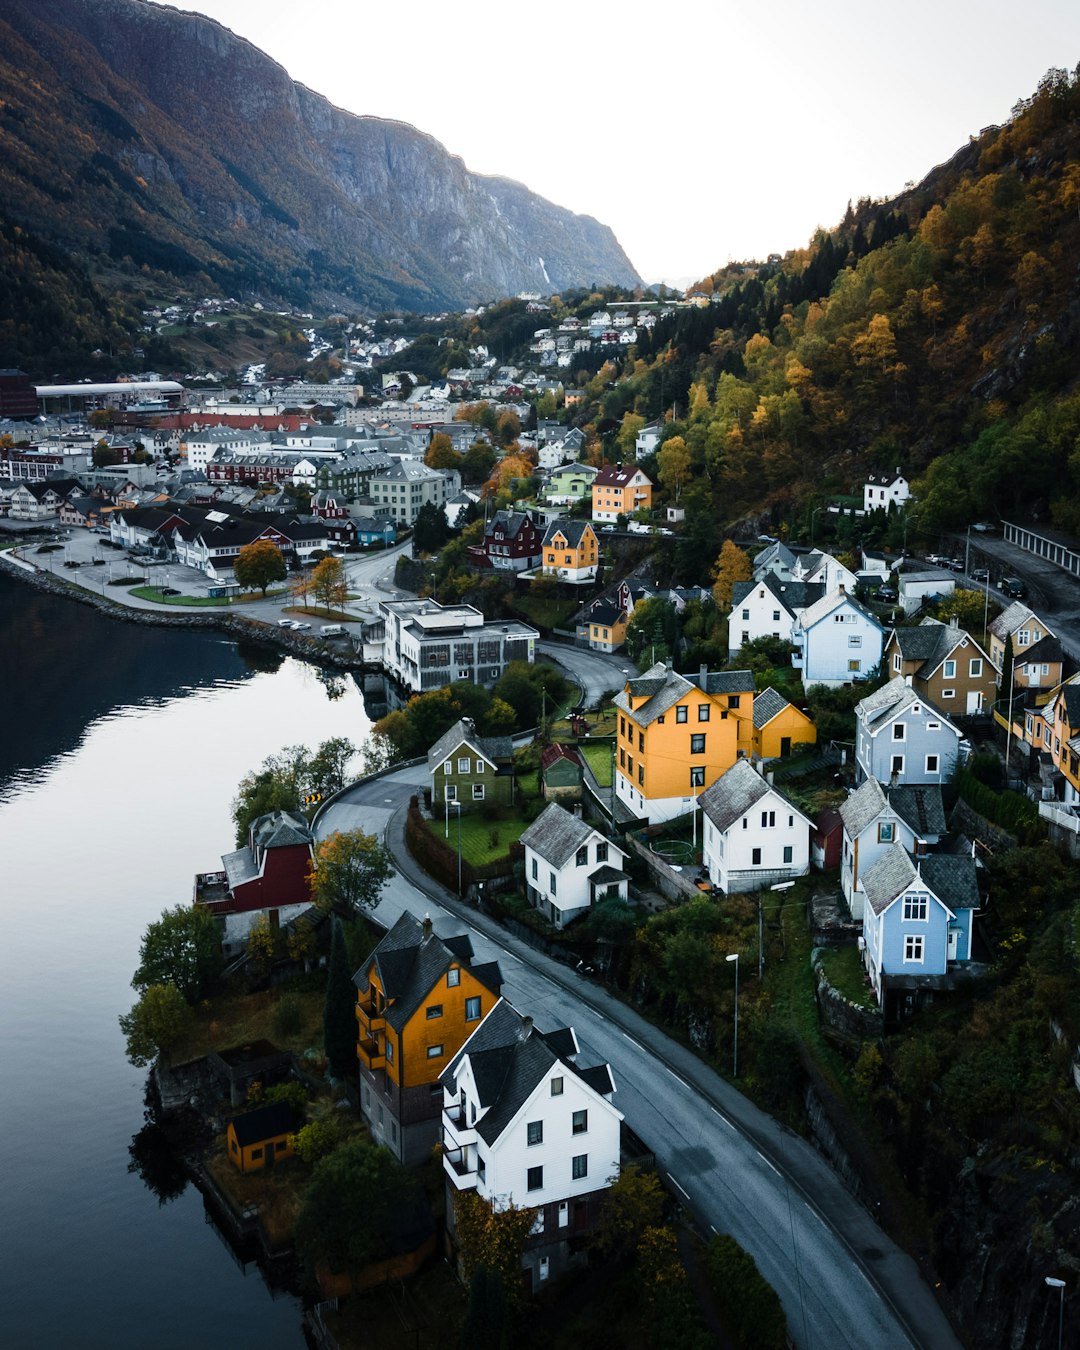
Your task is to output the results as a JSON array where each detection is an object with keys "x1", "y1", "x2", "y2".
[{"x1": 0, "y1": 0, "x2": 639, "y2": 315}]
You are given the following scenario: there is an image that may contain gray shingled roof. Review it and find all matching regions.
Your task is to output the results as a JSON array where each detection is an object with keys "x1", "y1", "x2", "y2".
[
  {"x1": 519, "y1": 801, "x2": 595, "y2": 866},
  {"x1": 693, "y1": 670, "x2": 756, "y2": 696},
  {"x1": 862, "y1": 845, "x2": 918, "y2": 915},
  {"x1": 988, "y1": 600, "x2": 1040, "y2": 641},
  {"x1": 542, "y1": 517, "x2": 593, "y2": 548},
  {"x1": 426, "y1": 718, "x2": 513, "y2": 774},
  {"x1": 838, "y1": 777, "x2": 888, "y2": 839},
  {"x1": 699, "y1": 760, "x2": 770, "y2": 833},
  {"x1": 251, "y1": 810, "x2": 313, "y2": 850},
  {"x1": 890, "y1": 624, "x2": 947, "y2": 664},
  {"x1": 355, "y1": 912, "x2": 501, "y2": 1033},
  {"x1": 752, "y1": 687, "x2": 790, "y2": 729},
  {"x1": 856, "y1": 677, "x2": 961, "y2": 736},
  {"x1": 796, "y1": 587, "x2": 882, "y2": 634},
  {"x1": 614, "y1": 662, "x2": 694, "y2": 726},
  {"x1": 919, "y1": 854, "x2": 979, "y2": 911},
  {"x1": 888, "y1": 785, "x2": 946, "y2": 838}
]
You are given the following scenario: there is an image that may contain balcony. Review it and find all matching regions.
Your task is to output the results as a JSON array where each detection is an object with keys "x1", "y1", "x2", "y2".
[
  {"x1": 442, "y1": 1146, "x2": 478, "y2": 1189},
  {"x1": 355, "y1": 995, "x2": 385, "y2": 1036},
  {"x1": 443, "y1": 1109, "x2": 477, "y2": 1150},
  {"x1": 356, "y1": 1037, "x2": 385, "y2": 1071}
]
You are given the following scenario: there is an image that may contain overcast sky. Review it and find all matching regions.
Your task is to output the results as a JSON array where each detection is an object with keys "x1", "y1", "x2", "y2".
[{"x1": 182, "y1": 0, "x2": 1080, "y2": 284}]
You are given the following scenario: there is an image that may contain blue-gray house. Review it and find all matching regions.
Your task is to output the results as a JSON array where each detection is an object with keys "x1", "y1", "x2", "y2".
[
  {"x1": 855, "y1": 677, "x2": 966, "y2": 788},
  {"x1": 861, "y1": 847, "x2": 979, "y2": 1019}
]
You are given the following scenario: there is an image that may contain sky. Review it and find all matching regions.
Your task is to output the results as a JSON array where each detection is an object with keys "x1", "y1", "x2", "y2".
[{"x1": 182, "y1": 0, "x2": 1080, "y2": 284}]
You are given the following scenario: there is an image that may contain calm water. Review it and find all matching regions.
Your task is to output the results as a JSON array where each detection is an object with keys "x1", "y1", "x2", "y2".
[{"x1": 0, "y1": 571, "x2": 372, "y2": 1348}]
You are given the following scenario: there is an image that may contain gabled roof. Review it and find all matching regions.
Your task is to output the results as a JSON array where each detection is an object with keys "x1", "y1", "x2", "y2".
[
  {"x1": 888, "y1": 624, "x2": 948, "y2": 664},
  {"x1": 440, "y1": 999, "x2": 618, "y2": 1148},
  {"x1": 251, "y1": 810, "x2": 313, "y2": 849},
  {"x1": 752, "y1": 687, "x2": 793, "y2": 729},
  {"x1": 539, "y1": 743, "x2": 583, "y2": 772},
  {"x1": 838, "y1": 776, "x2": 888, "y2": 838},
  {"x1": 229, "y1": 1101, "x2": 297, "y2": 1146},
  {"x1": 519, "y1": 801, "x2": 597, "y2": 866},
  {"x1": 862, "y1": 845, "x2": 919, "y2": 915},
  {"x1": 795, "y1": 587, "x2": 883, "y2": 634},
  {"x1": 862, "y1": 846, "x2": 978, "y2": 915},
  {"x1": 355, "y1": 912, "x2": 502, "y2": 1033},
  {"x1": 988, "y1": 600, "x2": 1053, "y2": 642},
  {"x1": 699, "y1": 759, "x2": 810, "y2": 833},
  {"x1": 1055, "y1": 678, "x2": 1080, "y2": 730},
  {"x1": 615, "y1": 662, "x2": 693, "y2": 724},
  {"x1": 888, "y1": 784, "x2": 946, "y2": 838},
  {"x1": 753, "y1": 540, "x2": 797, "y2": 571},
  {"x1": 1020, "y1": 634, "x2": 1063, "y2": 666},
  {"x1": 543, "y1": 517, "x2": 594, "y2": 548},
  {"x1": 691, "y1": 669, "x2": 757, "y2": 696},
  {"x1": 586, "y1": 602, "x2": 623, "y2": 626},
  {"x1": 855, "y1": 677, "x2": 960, "y2": 736},
  {"x1": 594, "y1": 464, "x2": 650, "y2": 488},
  {"x1": 426, "y1": 718, "x2": 513, "y2": 774}
]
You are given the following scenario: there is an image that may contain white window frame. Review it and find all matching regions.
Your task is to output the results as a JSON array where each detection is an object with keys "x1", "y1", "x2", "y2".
[
  {"x1": 926, "y1": 754, "x2": 939, "y2": 774},
  {"x1": 903, "y1": 935, "x2": 924, "y2": 963}
]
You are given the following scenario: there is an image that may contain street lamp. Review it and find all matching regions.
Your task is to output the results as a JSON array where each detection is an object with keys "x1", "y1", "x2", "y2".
[
  {"x1": 446, "y1": 799, "x2": 462, "y2": 898},
  {"x1": 1045, "y1": 1276, "x2": 1065, "y2": 1350},
  {"x1": 726, "y1": 952, "x2": 739, "y2": 1078}
]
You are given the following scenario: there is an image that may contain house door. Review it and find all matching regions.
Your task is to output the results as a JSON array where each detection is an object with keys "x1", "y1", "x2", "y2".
[
  {"x1": 264, "y1": 1143, "x2": 275, "y2": 1169},
  {"x1": 780, "y1": 737, "x2": 791, "y2": 757},
  {"x1": 947, "y1": 928, "x2": 958, "y2": 961},
  {"x1": 966, "y1": 691, "x2": 983, "y2": 714}
]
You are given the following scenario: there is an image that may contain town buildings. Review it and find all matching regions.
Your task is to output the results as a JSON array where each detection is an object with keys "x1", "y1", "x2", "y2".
[
  {"x1": 700, "y1": 760, "x2": 813, "y2": 893},
  {"x1": 520, "y1": 802, "x2": 629, "y2": 929},
  {"x1": 378, "y1": 598, "x2": 538, "y2": 693}
]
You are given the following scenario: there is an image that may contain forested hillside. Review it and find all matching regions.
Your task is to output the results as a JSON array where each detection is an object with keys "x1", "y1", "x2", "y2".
[{"x1": 579, "y1": 67, "x2": 1080, "y2": 541}]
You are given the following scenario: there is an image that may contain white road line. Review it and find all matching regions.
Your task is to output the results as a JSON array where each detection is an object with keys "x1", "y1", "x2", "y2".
[
  {"x1": 668, "y1": 1174, "x2": 691, "y2": 1202},
  {"x1": 758, "y1": 1153, "x2": 781, "y2": 1177},
  {"x1": 709, "y1": 1225, "x2": 719, "y2": 1236},
  {"x1": 592, "y1": 1010, "x2": 606, "y2": 1021},
  {"x1": 711, "y1": 1106, "x2": 736, "y2": 1130},
  {"x1": 621, "y1": 1032, "x2": 642, "y2": 1049},
  {"x1": 664, "y1": 1066, "x2": 686, "y2": 1087}
]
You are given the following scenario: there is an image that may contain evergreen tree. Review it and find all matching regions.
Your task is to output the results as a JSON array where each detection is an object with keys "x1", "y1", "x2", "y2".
[
  {"x1": 323, "y1": 917, "x2": 356, "y2": 1079},
  {"x1": 459, "y1": 1266, "x2": 511, "y2": 1350}
]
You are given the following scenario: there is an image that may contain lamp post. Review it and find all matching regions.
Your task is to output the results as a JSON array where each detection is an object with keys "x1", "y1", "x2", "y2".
[
  {"x1": 726, "y1": 952, "x2": 739, "y2": 1078},
  {"x1": 449, "y1": 800, "x2": 462, "y2": 898},
  {"x1": 1045, "y1": 1276, "x2": 1065, "y2": 1350}
]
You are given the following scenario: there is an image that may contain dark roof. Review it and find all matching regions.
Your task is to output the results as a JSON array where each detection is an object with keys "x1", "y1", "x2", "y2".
[
  {"x1": 1060, "y1": 681, "x2": 1080, "y2": 729},
  {"x1": 734, "y1": 573, "x2": 824, "y2": 615},
  {"x1": 887, "y1": 784, "x2": 946, "y2": 837},
  {"x1": 692, "y1": 669, "x2": 756, "y2": 695},
  {"x1": 1021, "y1": 634, "x2": 1063, "y2": 666},
  {"x1": 889, "y1": 625, "x2": 946, "y2": 663},
  {"x1": 426, "y1": 718, "x2": 513, "y2": 773},
  {"x1": 356, "y1": 912, "x2": 501, "y2": 1032},
  {"x1": 578, "y1": 1064, "x2": 616, "y2": 1097},
  {"x1": 752, "y1": 686, "x2": 791, "y2": 729},
  {"x1": 250, "y1": 809, "x2": 312, "y2": 849},
  {"x1": 230, "y1": 1101, "x2": 296, "y2": 1147},
  {"x1": 520, "y1": 802, "x2": 595, "y2": 866},
  {"x1": 542, "y1": 517, "x2": 593, "y2": 547},
  {"x1": 594, "y1": 464, "x2": 650, "y2": 488},
  {"x1": 919, "y1": 854, "x2": 979, "y2": 911},
  {"x1": 586, "y1": 602, "x2": 622, "y2": 626}
]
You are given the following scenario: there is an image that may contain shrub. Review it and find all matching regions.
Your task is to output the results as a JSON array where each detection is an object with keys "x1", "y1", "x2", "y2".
[
  {"x1": 272, "y1": 993, "x2": 304, "y2": 1039},
  {"x1": 704, "y1": 1233, "x2": 787, "y2": 1349}
]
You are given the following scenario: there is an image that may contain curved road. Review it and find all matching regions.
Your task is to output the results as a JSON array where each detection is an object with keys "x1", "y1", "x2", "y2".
[{"x1": 319, "y1": 770, "x2": 961, "y2": 1350}]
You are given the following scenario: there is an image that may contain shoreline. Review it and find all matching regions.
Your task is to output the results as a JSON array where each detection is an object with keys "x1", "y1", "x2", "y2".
[{"x1": 0, "y1": 549, "x2": 372, "y2": 671}]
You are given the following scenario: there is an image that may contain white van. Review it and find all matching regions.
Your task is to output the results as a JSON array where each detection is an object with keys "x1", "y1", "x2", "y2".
[{"x1": 320, "y1": 624, "x2": 347, "y2": 638}]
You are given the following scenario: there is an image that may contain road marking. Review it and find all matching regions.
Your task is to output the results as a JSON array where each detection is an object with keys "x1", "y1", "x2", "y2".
[
  {"x1": 758, "y1": 1153, "x2": 781, "y2": 1177},
  {"x1": 709, "y1": 1225, "x2": 719, "y2": 1236},
  {"x1": 592, "y1": 1010, "x2": 606, "y2": 1021},
  {"x1": 621, "y1": 1033, "x2": 642, "y2": 1050},
  {"x1": 668, "y1": 1174, "x2": 691, "y2": 1202},
  {"x1": 664, "y1": 1066, "x2": 686, "y2": 1087},
  {"x1": 711, "y1": 1106, "x2": 736, "y2": 1130},
  {"x1": 498, "y1": 950, "x2": 522, "y2": 963}
]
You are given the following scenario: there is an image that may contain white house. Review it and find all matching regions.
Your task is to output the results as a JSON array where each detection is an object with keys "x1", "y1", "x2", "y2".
[
  {"x1": 441, "y1": 998, "x2": 622, "y2": 1292},
  {"x1": 699, "y1": 760, "x2": 813, "y2": 893},
  {"x1": 838, "y1": 776, "x2": 945, "y2": 920},
  {"x1": 183, "y1": 427, "x2": 271, "y2": 474},
  {"x1": 727, "y1": 575, "x2": 824, "y2": 658},
  {"x1": 855, "y1": 678, "x2": 966, "y2": 788},
  {"x1": 519, "y1": 803, "x2": 628, "y2": 929},
  {"x1": 897, "y1": 568, "x2": 956, "y2": 616},
  {"x1": 791, "y1": 588, "x2": 885, "y2": 688},
  {"x1": 790, "y1": 549, "x2": 859, "y2": 594},
  {"x1": 863, "y1": 470, "x2": 911, "y2": 514}
]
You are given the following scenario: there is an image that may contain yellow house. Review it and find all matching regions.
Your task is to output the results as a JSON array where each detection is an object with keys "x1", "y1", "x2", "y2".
[
  {"x1": 227, "y1": 1101, "x2": 297, "y2": 1173},
  {"x1": 591, "y1": 464, "x2": 653, "y2": 523},
  {"x1": 540, "y1": 518, "x2": 598, "y2": 582},
  {"x1": 613, "y1": 662, "x2": 755, "y2": 823},
  {"x1": 752, "y1": 687, "x2": 818, "y2": 760},
  {"x1": 355, "y1": 912, "x2": 502, "y2": 1165},
  {"x1": 1043, "y1": 676, "x2": 1080, "y2": 803},
  {"x1": 987, "y1": 602, "x2": 1063, "y2": 692},
  {"x1": 585, "y1": 601, "x2": 627, "y2": 653}
]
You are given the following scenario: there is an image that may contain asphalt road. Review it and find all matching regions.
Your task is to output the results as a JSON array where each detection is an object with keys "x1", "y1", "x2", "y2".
[
  {"x1": 537, "y1": 639, "x2": 638, "y2": 707},
  {"x1": 318, "y1": 769, "x2": 961, "y2": 1350}
]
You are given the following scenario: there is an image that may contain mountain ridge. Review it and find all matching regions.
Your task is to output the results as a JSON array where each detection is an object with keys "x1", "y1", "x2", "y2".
[{"x1": 0, "y1": 0, "x2": 640, "y2": 312}]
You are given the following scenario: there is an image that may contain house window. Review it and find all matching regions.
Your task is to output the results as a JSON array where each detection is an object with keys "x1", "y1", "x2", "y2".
[
  {"x1": 638, "y1": 764, "x2": 644, "y2": 784},
  {"x1": 426, "y1": 1004, "x2": 443, "y2": 1020},
  {"x1": 893, "y1": 724, "x2": 906, "y2": 741},
  {"x1": 576, "y1": 846, "x2": 589, "y2": 867},
  {"x1": 698, "y1": 705, "x2": 710, "y2": 721},
  {"x1": 893, "y1": 653, "x2": 902, "y2": 672},
  {"x1": 691, "y1": 734, "x2": 706, "y2": 754},
  {"x1": 445, "y1": 784, "x2": 458, "y2": 801},
  {"x1": 970, "y1": 658, "x2": 981, "y2": 680},
  {"x1": 904, "y1": 935, "x2": 924, "y2": 962},
  {"x1": 878, "y1": 821, "x2": 895, "y2": 843},
  {"x1": 527, "y1": 1166, "x2": 544, "y2": 1191},
  {"x1": 773, "y1": 610, "x2": 781, "y2": 622},
  {"x1": 849, "y1": 635, "x2": 862, "y2": 648},
  {"x1": 690, "y1": 766, "x2": 705, "y2": 787},
  {"x1": 752, "y1": 848, "x2": 762, "y2": 865},
  {"x1": 385, "y1": 1039, "x2": 394, "y2": 1063},
  {"x1": 551, "y1": 1077, "x2": 564, "y2": 1096},
  {"x1": 729, "y1": 695, "x2": 741, "y2": 709},
  {"x1": 926, "y1": 721, "x2": 941, "y2": 731},
  {"x1": 926, "y1": 754, "x2": 939, "y2": 774},
  {"x1": 941, "y1": 688, "x2": 955, "y2": 698},
  {"x1": 426, "y1": 1044, "x2": 444, "y2": 1059},
  {"x1": 676, "y1": 706, "x2": 688, "y2": 723},
  {"x1": 638, "y1": 732, "x2": 644, "y2": 752},
  {"x1": 572, "y1": 1154, "x2": 588, "y2": 1180},
  {"x1": 596, "y1": 843, "x2": 608, "y2": 863},
  {"x1": 527, "y1": 1120, "x2": 544, "y2": 1146},
  {"x1": 472, "y1": 783, "x2": 485, "y2": 800},
  {"x1": 903, "y1": 896, "x2": 928, "y2": 921},
  {"x1": 572, "y1": 1109, "x2": 588, "y2": 1135},
  {"x1": 475, "y1": 760, "x2": 485, "y2": 774},
  {"x1": 531, "y1": 1210, "x2": 546, "y2": 1236},
  {"x1": 619, "y1": 749, "x2": 625, "y2": 768},
  {"x1": 620, "y1": 717, "x2": 625, "y2": 736},
  {"x1": 443, "y1": 760, "x2": 452, "y2": 774},
  {"x1": 783, "y1": 845, "x2": 793, "y2": 864},
  {"x1": 447, "y1": 968, "x2": 460, "y2": 987},
  {"x1": 531, "y1": 858, "x2": 538, "y2": 880},
  {"x1": 458, "y1": 757, "x2": 470, "y2": 773},
  {"x1": 251, "y1": 1148, "x2": 263, "y2": 1161},
  {"x1": 550, "y1": 873, "x2": 557, "y2": 894},
  {"x1": 848, "y1": 660, "x2": 861, "y2": 672},
  {"x1": 891, "y1": 755, "x2": 905, "y2": 776},
  {"x1": 761, "y1": 810, "x2": 776, "y2": 828},
  {"x1": 742, "y1": 608, "x2": 750, "y2": 620}
]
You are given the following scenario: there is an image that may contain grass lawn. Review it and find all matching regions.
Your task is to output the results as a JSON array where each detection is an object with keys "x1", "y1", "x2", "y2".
[
  {"x1": 514, "y1": 594, "x2": 579, "y2": 631},
  {"x1": 579, "y1": 740, "x2": 613, "y2": 787},
  {"x1": 129, "y1": 587, "x2": 231, "y2": 606},
  {"x1": 817, "y1": 944, "x2": 877, "y2": 1008},
  {"x1": 286, "y1": 605, "x2": 356, "y2": 623},
  {"x1": 442, "y1": 810, "x2": 532, "y2": 866}
]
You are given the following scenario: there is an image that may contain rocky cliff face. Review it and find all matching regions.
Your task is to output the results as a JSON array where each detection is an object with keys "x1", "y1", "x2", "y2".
[{"x1": 0, "y1": 0, "x2": 639, "y2": 309}]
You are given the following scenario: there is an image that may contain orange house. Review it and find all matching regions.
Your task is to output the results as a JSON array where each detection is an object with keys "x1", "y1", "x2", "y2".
[
  {"x1": 540, "y1": 518, "x2": 598, "y2": 582},
  {"x1": 591, "y1": 464, "x2": 653, "y2": 523},
  {"x1": 226, "y1": 1101, "x2": 297, "y2": 1173},
  {"x1": 355, "y1": 912, "x2": 502, "y2": 1166},
  {"x1": 752, "y1": 686, "x2": 817, "y2": 760}
]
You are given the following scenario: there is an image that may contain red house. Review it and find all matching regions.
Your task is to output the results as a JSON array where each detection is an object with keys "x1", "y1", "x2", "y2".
[
  {"x1": 194, "y1": 810, "x2": 315, "y2": 957},
  {"x1": 468, "y1": 509, "x2": 543, "y2": 572}
]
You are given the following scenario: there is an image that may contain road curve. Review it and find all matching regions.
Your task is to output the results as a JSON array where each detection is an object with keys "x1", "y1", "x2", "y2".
[{"x1": 320, "y1": 769, "x2": 961, "y2": 1350}]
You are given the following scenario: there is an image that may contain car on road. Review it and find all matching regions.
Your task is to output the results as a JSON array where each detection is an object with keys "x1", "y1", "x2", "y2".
[
  {"x1": 601, "y1": 524, "x2": 615, "y2": 532},
  {"x1": 159, "y1": 587, "x2": 180, "y2": 596},
  {"x1": 999, "y1": 576, "x2": 1026, "y2": 598},
  {"x1": 948, "y1": 558, "x2": 965, "y2": 571},
  {"x1": 292, "y1": 621, "x2": 311, "y2": 630},
  {"x1": 972, "y1": 568, "x2": 990, "y2": 582},
  {"x1": 278, "y1": 618, "x2": 298, "y2": 628}
]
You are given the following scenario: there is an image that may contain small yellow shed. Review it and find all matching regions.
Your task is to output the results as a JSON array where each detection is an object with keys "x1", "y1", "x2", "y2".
[{"x1": 226, "y1": 1101, "x2": 297, "y2": 1173}]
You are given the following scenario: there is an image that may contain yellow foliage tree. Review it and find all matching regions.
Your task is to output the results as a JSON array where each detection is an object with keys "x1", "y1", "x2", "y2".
[
  {"x1": 711, "y1": 539, "x2": 752, "y2": 611},
  {"x1": 452, "y1": 1190, "x2": 536, "y2": 1307}
]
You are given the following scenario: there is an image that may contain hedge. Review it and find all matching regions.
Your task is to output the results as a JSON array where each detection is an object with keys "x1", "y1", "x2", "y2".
[
  {"x1": 955, "y1": 768, "x2": 1045, "y2": 844},
  {"x1": 704, "y1": 1233, "x2": 787, "y2": 1350},
  {"x1": 404, "y1": 797, "x2": 522, "y2": 893}
]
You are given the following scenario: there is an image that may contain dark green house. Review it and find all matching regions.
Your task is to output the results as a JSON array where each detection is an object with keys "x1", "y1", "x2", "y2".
[
  {"x1": 540, "y1": 743, "x2": 584, "y2": 802},
  {"x1": 426, "y1": 718, "x2": 515, "y2": 816}
]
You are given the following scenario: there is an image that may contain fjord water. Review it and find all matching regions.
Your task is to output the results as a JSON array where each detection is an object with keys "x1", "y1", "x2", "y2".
[{"x1": 0, "y1": 572, "x2": 371, "y2": 1347}]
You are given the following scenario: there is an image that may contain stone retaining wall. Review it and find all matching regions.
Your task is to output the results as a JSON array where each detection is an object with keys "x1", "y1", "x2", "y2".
[{"x1": 813, "y1": 956, "x2": 884, "y2": 1040}]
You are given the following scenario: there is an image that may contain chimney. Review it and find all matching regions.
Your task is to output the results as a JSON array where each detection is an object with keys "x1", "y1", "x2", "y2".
[
  {"x1": 700, "y1": 663, "x2": 707, "y2": 688},
  {"x1": 519, "y1": 1014, "x2": 534, "y2": 1042},
  {"x1": 421, "y1": 914, "x2": 432, "y2": 940}
]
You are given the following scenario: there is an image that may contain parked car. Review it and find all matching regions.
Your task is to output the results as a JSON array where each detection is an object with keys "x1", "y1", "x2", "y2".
[
  {"x1": 293, "y1": 621, "x2": 311, "y2": 630},
  {"x1": 159, "y1": 586, "x2": 180, "y2": 596},
  {"x1": 999, "y1": 576, "x2": 1026, "y2": 598},
  {"x1": 876, "y1": 585, "x2": 898, "y2": 603},
  {"x1": 277, "y1": 618, "x2": 297, "y2": 628},
  {"x1": 972, "y1": 567, "x2": 990, "y2": 582},
  {"x1": 948, "y1": 558, "x2": 965, "y2": 572}
]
